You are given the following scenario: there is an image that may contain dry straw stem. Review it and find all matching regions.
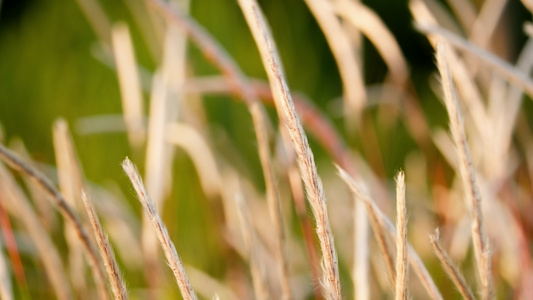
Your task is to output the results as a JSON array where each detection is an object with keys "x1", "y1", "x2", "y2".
[
  {"x1": 149, "y1": 1, "x2": 291, "y2": 297},
  {"x1": 121, "y1": 157, "x2": 197, "y2": 300},
  {"x1": 141, "y1": 17, "x2": 188, "y2": 292},
  {"x1": 81, "y1": 191, "x2": 128, "y2": 300},
  {"x1": 0, "y1": 144, "x2": 109, "y2": 300},
  {"x1": 436, "y1": 42, "x2": 492, "y2": 300},
  {"x1": 52, "y1": 119, "x2": 88, "y2": 296},
  {"x1": 395, "y1": 171, "x2": 408, "y2": 300},
  {"x1": 303, "y1": 0, "x2": 366, "y2": 120},
  {"x1": 336, "y1": 166, "x2": 443, "y2": 300},
  {"x1": 344, "y1": 170, "x2": 396, "y2": 287},
  {"x1": 418, "y1": 23, "x2": 533, "y2": 101},
  {"x1": 430, "y1": 229, "x2": 475, "y2": 300},
  {"x1": 353, "y1": 198, "x2": 370, "y2": 300},
  {"x1": 236, "y1": 0, "x2": 341, "y2": 298},
  {"x1": 234, "y1": 193, "x2": 269, "y2": 300},
  {"x1": 0, "y1": 162, "x2": 72, "y2": 300},
  {"x1": 111, "y1": 22, "x2": 145, "y2": 148}
]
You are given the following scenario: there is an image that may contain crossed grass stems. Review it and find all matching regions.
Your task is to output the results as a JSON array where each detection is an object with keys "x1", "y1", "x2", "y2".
[{"x1": 1, "y1": 0, "x2": 533, "y2": 299}]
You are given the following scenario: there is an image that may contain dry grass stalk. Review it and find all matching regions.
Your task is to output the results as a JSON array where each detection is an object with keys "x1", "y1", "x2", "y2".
[
  {"x1": 255, "y1": 109, "x2": 293, "y2": 300},
  {"x1": 52, "y1": 118, "x2": 88, "y2": 297},
  {"x1": 344, "y1": 169, "x2": 396, "y2": 287},
  {"x1": 0, "y1": 162, "x2": 72, "y2": 300},
  {"x1": 234, "y1": 192, "x2": 269, "y2": 300},
  {"x1": 0, "y1": 144, "x2": 109, "y2": 300},
  {"x1": 430, "y1": 229, "x2": 475, "y2": 300},
  {"x1": 337, "y1": 166, "x2": 443, "y2": 300},
  {"x1": 410, "y1": 0, "x2": 489, "y2": 145},
  {"x1": 81, "y1": 190, "x2": 128, "y2": 300},
  {"x1": 418, "y1": 23, "x2": 533, "y2": 101},
  {"x1": 279, "y1": 128, "x2": 323, "y2": 298},
  {"x1": 149, "y1": 2, "x2": 292, "y2": 297},
  {"x1": 236, "y1": 0, "x2": 341, "y2": 298},
  {"x1": 111, "y1": 22, "x2": 145, "y2": 148},
  {"x1": 436, "y1": 41, "x2": 492, "y2": 300},
  {"x1": 303, "y1": 0, "x2": 366, "y2": 123},
  {"x1": 395, "y1": 171, "x2": 409, "y2": 300},
  {"x1": 141, "y1": 19, "x2": 188, "y2": 292},
  {"x1": 121, "y1": 157, "x2": 197, "y2": 300},
  {"x1": 354, "y1": 199, "x2": 370, "y2": 300}
]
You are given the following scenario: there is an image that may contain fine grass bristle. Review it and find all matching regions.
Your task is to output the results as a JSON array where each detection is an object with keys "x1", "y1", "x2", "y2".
[
  {"x1": 436, "y1": 41, "x2": 492, "y2": 300},
  {"x1": 337, "y1": 166, "x2": 443, "y2": 300},
  {"x1": 430, "y1": 229, "x2": 475, "y2": 300},
  {"x1": 121, "y1": 157, "x2": 197, "y2": 300},
  {"x1": 236, "y1": 0, "x2": 341, "y2": 298},
  {"x1": 81, "y1": 190, "x2": 128, "y2": 300}
]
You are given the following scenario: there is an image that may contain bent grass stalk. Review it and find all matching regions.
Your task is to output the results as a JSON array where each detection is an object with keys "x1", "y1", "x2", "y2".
[
  {"x1": 337, "y1": 166, "x2": 443, "y2": 300},
  {"x1": 52, "y1": 118, "x2": 88, "y2": 298},
  {"x1": 436, "y1": 41, "x2": 492, "y2": 300},
  {"x1": 81, "y1": 191, "x2": 128, "y2": 300},
  {"x1": 0, "y1": 144, "x2": 109, "y2": 300},
  {"x1": 430, "y1": 229, "x2": 475, "y2": 300},
  {"x1": 121, "y1": 157, "x2": 197, "y2": 300},
  {"x1": 236, "y1": 0, "x2": 341, "y2": 298}
]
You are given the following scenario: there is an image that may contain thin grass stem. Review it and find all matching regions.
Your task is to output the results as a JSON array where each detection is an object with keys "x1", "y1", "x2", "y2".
[
  {"x1": 337, "y1": 166, "x2": 443, "y2": 300},
  {"x1": 121, "y1": 158, "x2": 197, "y2": 300},
  {"x1": 436, "y1": 41, "x2": 492, "y2": 300},
  {"x1": 81, "y1": 191, "x2": 128, "y2": 300},
  {"x1": 430, "y1": 229, "x2": 475, "y2": 300},
  {"x1": 395, "y1": 171, "x2": 409, "y2": 300},
  {"x1": 236, "y1": 1, "x2": 341, "y2": 298}
]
